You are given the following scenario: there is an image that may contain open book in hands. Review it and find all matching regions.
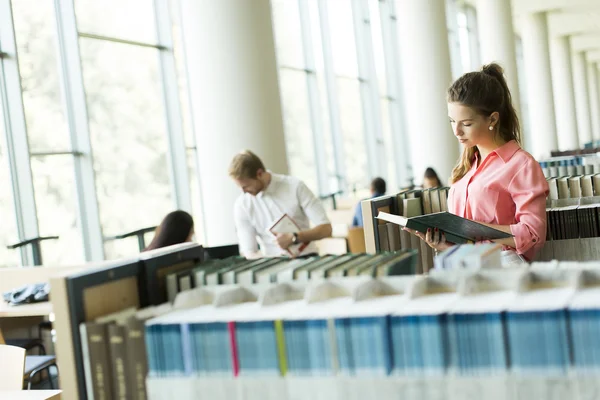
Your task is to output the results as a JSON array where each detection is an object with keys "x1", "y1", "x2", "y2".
[
  {"x1": 376, "y1": 211, "x2": 513, "y2": 244},
  {"x1": 269, "y1": 213, "x2": 309, "y2": 257}
]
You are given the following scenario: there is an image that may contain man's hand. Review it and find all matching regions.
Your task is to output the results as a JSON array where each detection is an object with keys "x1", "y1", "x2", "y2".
[{"x1": 276, "y1": 232, "x2": 295, "y2": 250}]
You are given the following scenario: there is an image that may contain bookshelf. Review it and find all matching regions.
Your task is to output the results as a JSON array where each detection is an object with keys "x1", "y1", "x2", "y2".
[
  {"x1": 362, "y1": 178, "x2": 600, "y2": 264},
  {"x1": 361, "y1": 188, "x2": 450, "y2": 272},
  {"x1": 45, "y1": 237, "x2": 600, "y2": 399},
  {"x1": 141, "y1": 266, "x2": 600, "y2": 399},
  {"x1": 50, "y1": 244, "x2": 420, "y2": 399},
  {"x1": 536, "y1": 173, "x2": 600, "y2": 261},
  {"x1": 50, "y1": 243, "x2": 204, "y2": 400}
]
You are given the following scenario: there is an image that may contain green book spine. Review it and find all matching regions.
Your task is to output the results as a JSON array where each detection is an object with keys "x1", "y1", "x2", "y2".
[{"x1": 274, "y1": 320, "x2": 287, "y2": 376}]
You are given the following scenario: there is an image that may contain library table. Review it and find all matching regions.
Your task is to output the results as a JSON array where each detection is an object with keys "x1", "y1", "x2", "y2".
[{"x1": 0, "y1": 390, "x2": 61, "y2": 399}]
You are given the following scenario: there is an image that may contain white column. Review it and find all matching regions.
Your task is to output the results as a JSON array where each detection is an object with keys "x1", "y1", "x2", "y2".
[
  {"x1": 549, "y1": 36, "x2": 579, "y2": 150},
  {"x1": 521, "y1": 12, "x2": 558, "y2": 159},
  {"x1": 180, "y1": 0, "x2": 288, "y2": 246},
  {"x1": 597, "y1": 63, "x2": 600, "y2": 139},
  {"x1": 476, "y1": 0, "x2": 521, "y2": 115},
  {"x1": 465, "y1": 6, "x2": 481, "y2": 71},
  {"x1": 573, "y1": 51, "x2": 593, "y2": 146},
  {"x1": 396, "y1": 0, "x2": 458, "y2": 183},
  {"x1": 588, "y1": 61, "x2": 600, "y2": 141}
]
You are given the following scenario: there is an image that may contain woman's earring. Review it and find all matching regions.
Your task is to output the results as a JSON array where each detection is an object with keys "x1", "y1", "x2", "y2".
[{"x1": 488, "y1": 126, "x2": 493, "y2": 131}]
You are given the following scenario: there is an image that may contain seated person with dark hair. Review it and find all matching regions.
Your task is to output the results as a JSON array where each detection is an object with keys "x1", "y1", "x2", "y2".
[
  {"x1": 351, "y1": 177, "x2": 386, "y2": 227},
  {"x1": 144, "y1": 210, "x2": 195, "y2": 251},
  {"x1": 423, "y1": 167, "x2": 443, "y2": 189}
]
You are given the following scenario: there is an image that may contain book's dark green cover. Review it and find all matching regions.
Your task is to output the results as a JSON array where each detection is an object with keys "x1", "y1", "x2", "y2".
[{"x1": 404, "y1": 212, "x2": 513, "y2": 244}]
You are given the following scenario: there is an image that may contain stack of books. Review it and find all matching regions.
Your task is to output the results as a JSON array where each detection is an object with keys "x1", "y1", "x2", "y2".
[
  {"x1": 433, "y1": 243, "x2": 502, "y2": 270},
  {"x1": 362, "y1": 188, "x2": 512, "y2": 274},
  {"x1": 546, "y1": 201, "x2": 600, "y2": 240},
  {"x1": 79, "y1": 303, "x2": 173, "y2": 400},
  {"x1": 539, "y1": 155, "x2": 600, "y2": 178},
  {"x1": 164, "y1": 251, "x2": 418, "y2": 302},
  {"x1": 546, "y1": 174, "x2": 600, "y2": 200},
  {"x1": 361, "y1": 187, "x2": 450, "y2": 273},
  {"x1": 143, "y1": 266, "x2": 600, "y2": 399}
]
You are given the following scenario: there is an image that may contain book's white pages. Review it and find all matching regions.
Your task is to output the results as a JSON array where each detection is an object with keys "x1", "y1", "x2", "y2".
[{"x1": 375, "y1": 212, "x2": 408, "y2": 227}]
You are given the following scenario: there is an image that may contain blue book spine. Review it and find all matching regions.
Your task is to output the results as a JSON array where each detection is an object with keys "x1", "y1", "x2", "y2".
[
  {"x1": 189, "y1": 323, "x2": 207, "y2": 375},
  {"x1": 284, "y1": 320, "x2": 310, "y2": 375},
  {"x1": 507, "y1": 310, "x2": 570, "y2": 374},
  {"x1": 335, "y1": 318, "x2": 353, "y2": 375},
  {"x1": 307, "y1": 319, "x2": 333, "y2": 376},
  {"x1": 180, "y1": 323, "x2": 193, "y2": 376},
  {"x1": 358, "y1": 316, "x2": 392, "y2": 376},
  {"x1": 162, "y1": 323, "x2": 184, "y2": 376},
  {"x1": 189, "y1": 322, "x2": 232, "y2": 376},
  {"x1": 449, "y1": 313, "x2": 507, "y2": 376},
  {"x1": 155, "y1": 324, "x2": 166, "y2": 377},
  {"x1": 235, "y1": 321, "x2": 279, "y2": 376},
  {"x1": 353, "y1": 317, "x2": 390, "y2": 376},
  {"x1": 390, "y1": 315, "x2": 429, "y2": 375},
  {"x1": 421, "y1": 314, "x2": 447, "y2": 375},
  {"x1": 145, "y1": 324, "x2": 160, "y2": 377},
  {"x1": 490, "y1": 313, "x2": 507, "y2": 373}
]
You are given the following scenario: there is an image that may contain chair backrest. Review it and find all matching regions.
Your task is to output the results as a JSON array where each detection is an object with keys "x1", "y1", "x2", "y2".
[
  {"x1": 0, "y1": 345, "x2": 25, "y2": 390},
  {"x1": 347, "y1": 227, "x2": 366, "y2": 253}
]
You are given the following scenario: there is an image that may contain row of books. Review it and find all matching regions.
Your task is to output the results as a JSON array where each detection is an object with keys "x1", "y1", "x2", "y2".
[
  {"x1": 79, "y1": 303, "x2": 173, "y2": 400},
  {"x1": 362, "y1": 187, "x2": 450, "y2": 273},
  {"x1": 547, "y1": 174, "x2": 600, "y2": 200},
  {"x1": 539, "y1": 155, "x2": 600, "y2": 178},
  {"x1": 144, "y1": 266, "x2": 600, "y2": 387},
  {"x1": 165, "y1": 251, "x2": 418, "y2": 302},
  {"x1": 551, "y1": 143, "x2": 600, "y2": 156},
  {"x1": 546, "y1": 202, "x2": 600, "y2": 240}
]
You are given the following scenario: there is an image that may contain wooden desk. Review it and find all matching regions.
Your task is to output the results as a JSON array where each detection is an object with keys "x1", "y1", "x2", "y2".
[
  {"x1": 0, "y1": 390, "x2": 61, "y2": 399},
  {"x1": 0, "y1": 301, "x2": 53, "y2": 345}
]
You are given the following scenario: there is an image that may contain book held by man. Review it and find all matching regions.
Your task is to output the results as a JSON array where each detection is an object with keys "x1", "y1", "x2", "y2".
[
  {"x1": 376, "y1": 211, "x2": 513, "y2": 244},
  {"x1": 269, "y1": 213, "x2": 309, "y2": 257}
]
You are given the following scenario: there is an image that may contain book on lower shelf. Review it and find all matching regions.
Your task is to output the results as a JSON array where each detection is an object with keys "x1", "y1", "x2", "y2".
[
  {"x1": 80, "y1": 304, "x2": 173, "y2": 400},
  {"x1": 376, "y1": 211, "x2": 513, "y2": 244}
]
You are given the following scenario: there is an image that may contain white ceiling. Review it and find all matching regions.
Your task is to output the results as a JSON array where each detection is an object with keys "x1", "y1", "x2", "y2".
[
  {"x1": 571, "y1": 33, "x2": 600, "y2": 52},
  {"x1": 461, "y1": 0, "x2": 600, "y2": 49},
  {"x1": 587, "y1": 49, "x2": 600, "y2": 62},
  {"x1": 454, "y1": 1, "x2": 599, "y2": 154}
]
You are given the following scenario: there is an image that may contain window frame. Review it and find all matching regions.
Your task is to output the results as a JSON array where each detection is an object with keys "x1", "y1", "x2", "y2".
[{"x1": 0, "y1": 0, "x2": 201, "y2": 264}]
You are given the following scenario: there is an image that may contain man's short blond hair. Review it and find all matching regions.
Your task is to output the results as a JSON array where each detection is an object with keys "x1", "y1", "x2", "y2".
[{"x1": 228, "y1": 150, "x2": 266, "y2": 180}]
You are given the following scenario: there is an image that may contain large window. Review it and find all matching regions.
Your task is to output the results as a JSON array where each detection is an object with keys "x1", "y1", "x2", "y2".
[
  {"x1": 79, "y1": 40, "x2": 173, "y2": 258},
  {"x1": 0, "y1": 140, "x2": 19, "y2": 267},
  {"x1": 270, "y1": 0, "x2": 475, "y2": 194},
  {"x1": 0, "y1": 0, "x2": 197, "y2": 265},
  {"x1": 515, "y1": 36, "x2": 532, "y2": 152},
  {"x1": 328, "y1": 0, "x2": 369, "y2": 192},
  {"x1": 271, "y1": 0, "x2": 319, "y2": 193},
  {"x1": 0, "y1": 0, "x2": 482, "y2": 265},
  {"x1": 12, "y1": 0, "x2": 84, "y2": 264},
  {"x1": 169, "y1": 0, "x2": 205, "y2": 245},
  {"x1": 271, "y1": 0, "x2": 409, "y2": 195}
]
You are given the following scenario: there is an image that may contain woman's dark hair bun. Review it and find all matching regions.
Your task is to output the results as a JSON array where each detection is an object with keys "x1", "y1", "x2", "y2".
[{"x1": 481, "y1": 63, "x2": 504, "y2": 81}]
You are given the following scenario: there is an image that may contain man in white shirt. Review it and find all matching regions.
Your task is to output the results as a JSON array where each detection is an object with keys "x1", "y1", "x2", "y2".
[{"x1": 229, "y1": 150, "x2": 332, "y2": 258}]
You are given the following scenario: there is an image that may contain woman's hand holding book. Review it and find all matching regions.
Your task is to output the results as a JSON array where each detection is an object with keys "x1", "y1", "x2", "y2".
[{"x1": 403, "y1": 227, "x2": 453, "y2": 253}]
